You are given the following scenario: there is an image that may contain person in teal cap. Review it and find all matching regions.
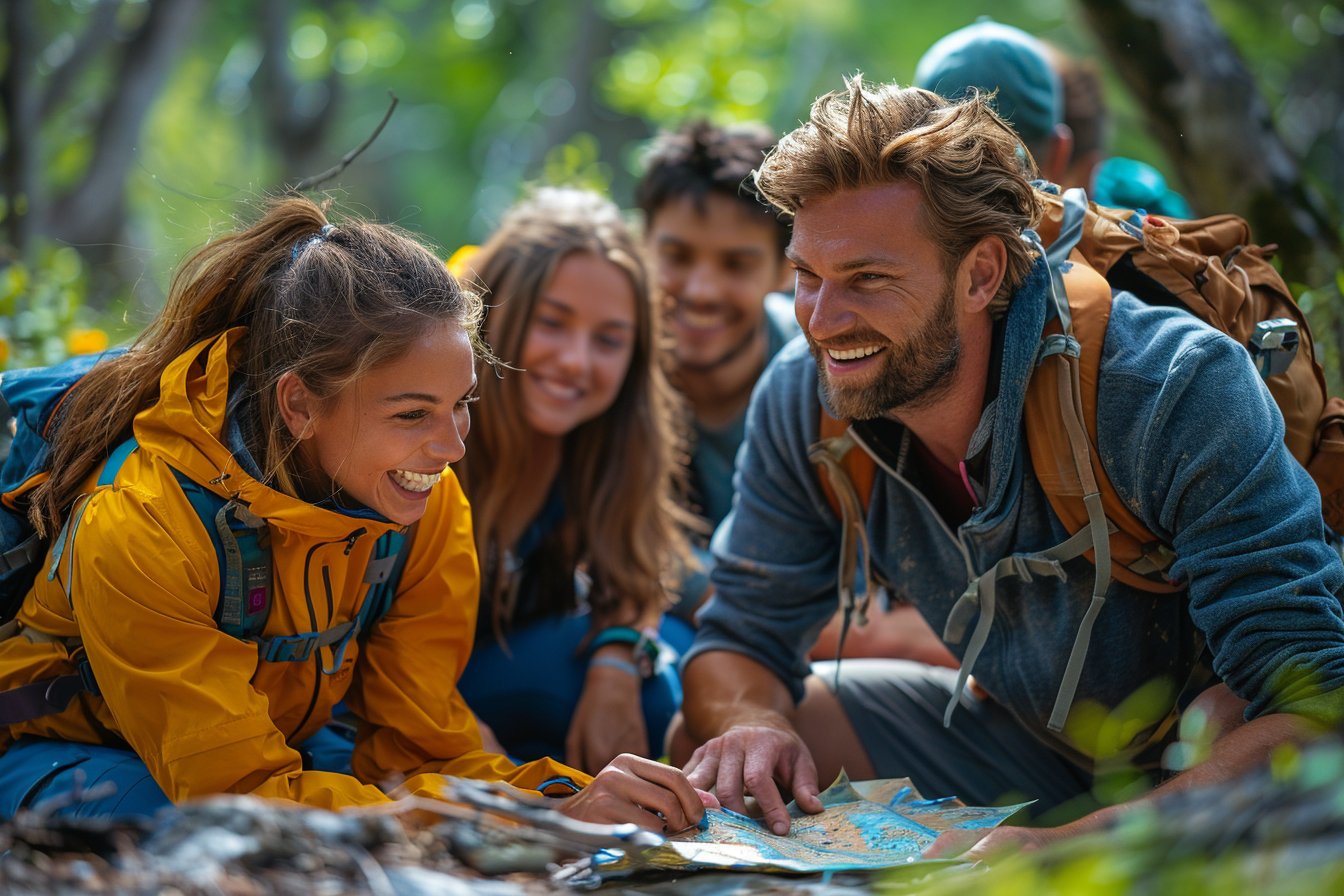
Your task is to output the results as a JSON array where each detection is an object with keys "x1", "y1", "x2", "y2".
[
  {"x1": 914, "y1": 17, "x2": 1074, "y2": 183},
  {"x1": 916, "y1": 19, "x2": 1193, "y2": 218}
]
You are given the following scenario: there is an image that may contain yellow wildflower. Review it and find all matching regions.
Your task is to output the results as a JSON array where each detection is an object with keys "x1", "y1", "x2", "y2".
[
  {"x1": 446, "y1": 245, "x2": 479, "y2": 279},
  {"x1": 67, "y1": 328, "x2": 109, "y2": 356}
]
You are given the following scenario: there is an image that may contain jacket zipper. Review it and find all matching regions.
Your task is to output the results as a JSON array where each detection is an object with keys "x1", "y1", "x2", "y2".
[{"x1": 287, "y1": 529, "x2": 365, "y2": 740}]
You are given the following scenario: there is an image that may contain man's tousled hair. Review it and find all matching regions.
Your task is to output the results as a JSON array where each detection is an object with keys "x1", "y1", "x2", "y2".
[{"x1": 754, "y1": 75, "x2": 1041, "y2": 315}]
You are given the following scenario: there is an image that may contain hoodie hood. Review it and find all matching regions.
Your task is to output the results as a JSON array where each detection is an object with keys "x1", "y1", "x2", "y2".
[{"x1": 132, "y1": 327, "x2": 399, "y2": 541}]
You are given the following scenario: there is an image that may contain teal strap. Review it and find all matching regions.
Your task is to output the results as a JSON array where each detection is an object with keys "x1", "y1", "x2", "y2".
[
  {"x1": 310, "y1": 528, "x2": 407, "y2": 674},
  {"x1": 168, "y1": 471, "x2": 277, "y2": 649},
  {"x1": 941, "y1": 526, "x2": 1095, "y2": 729},
  {"x1": 49, "y1": 438, "x2": 140, "y2": 595},
  {"x1": 257, "y1": 621, "x2": 356, "y2": 664},
  {"x1": 212, "y1": 499, "x2": 272, "y2": 638},
  {"x1": 590, "y1": 626, "x2": 641, "y2": 648},
  {"x1": 590, "y1": 624, "x2": 660, "y2": 679},
  {"x1": 1048, "y1": 187, "x2": 1090, "y2": 267},
  {"x1": 357, "y1": 529, "x2": 407, "y2": 637},
  {"x1": 590, "y1": 625, "x2": 658, "y2": 660},
  {"x1": 98, "y1": 439, "x2": 139, "y2": 487}
]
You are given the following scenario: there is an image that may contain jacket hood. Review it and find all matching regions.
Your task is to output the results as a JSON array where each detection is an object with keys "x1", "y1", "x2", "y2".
[
  {"x1": 991, "y1": 259, "x2": 1050, "y2": 446},
  {"x1": 132, "y1": 327, "x2": 399, "y2": 540}
]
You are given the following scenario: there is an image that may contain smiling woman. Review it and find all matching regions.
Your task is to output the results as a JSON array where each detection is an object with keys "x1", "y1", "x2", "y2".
[
  {"x1": 0, "y1": 195, "x2": 713, "y2": 835},
  {"x1": 276, "y1": 320, "x2": 477, "y2": 526},
  {"x1": 451, "y1": 186, "x2": 697, "y2": 775}
]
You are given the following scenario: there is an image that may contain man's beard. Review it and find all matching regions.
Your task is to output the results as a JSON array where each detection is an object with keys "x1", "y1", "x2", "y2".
[
  {"x1": 673, "y1": 315, "x2": 763, "y2": 374},
  {"x1": 811, "y1": 282, "x2": 961, "y2": 420}
]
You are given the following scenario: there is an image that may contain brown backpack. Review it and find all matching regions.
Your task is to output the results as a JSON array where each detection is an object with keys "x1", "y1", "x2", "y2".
[{"x1": 811, "y1": 186, "x2": 1344, "y2": 733}]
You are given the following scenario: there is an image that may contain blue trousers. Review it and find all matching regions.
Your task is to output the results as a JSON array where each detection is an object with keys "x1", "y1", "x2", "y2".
[
  {"x1": 0, "y1": 738, "x2": 172, "y2": 820},
  {"x1": 0, "y1": 727, "x2": 360, "y2": 821},
  {"x1": 458, "y1": 612, "x2": 690, "y2": 765}
]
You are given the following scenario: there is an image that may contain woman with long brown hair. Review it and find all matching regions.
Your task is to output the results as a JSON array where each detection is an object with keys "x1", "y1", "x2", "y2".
[{"x1": 454, "y1": 186, "x2": 696, "y2": 773}]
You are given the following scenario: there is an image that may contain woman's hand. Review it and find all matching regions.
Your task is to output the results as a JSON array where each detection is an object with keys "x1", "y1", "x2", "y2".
[
  {"x1": 565, "y1": 646, "x2": 649, "y2": 773},
  {"x1": 556, "y1": 753, "x2": 719, "y2": 831}
]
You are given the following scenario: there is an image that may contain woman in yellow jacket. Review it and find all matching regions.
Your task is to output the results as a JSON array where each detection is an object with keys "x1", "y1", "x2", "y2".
[{"x1": 0, "y1": 196, "x2": 714, "y2": 828}]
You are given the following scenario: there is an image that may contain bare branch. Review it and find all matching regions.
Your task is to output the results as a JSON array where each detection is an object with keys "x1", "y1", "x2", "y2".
[{"x1": 288, "y1": 91, "x2": 400, "y2": 194}]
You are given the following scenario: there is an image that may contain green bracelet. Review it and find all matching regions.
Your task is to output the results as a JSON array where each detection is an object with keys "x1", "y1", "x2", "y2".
[{"x1": 590, "y1": 625, "x2": 660, "y2": 676}]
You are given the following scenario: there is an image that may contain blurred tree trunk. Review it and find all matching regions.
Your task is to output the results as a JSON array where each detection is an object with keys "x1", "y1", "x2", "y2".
[
  {"x1": 472, "y1": 3, "x2": 645, "y2": 222},
  {"x1": 1078, "y1": 0, "x2": 1343, "y2": 384},
  {"x1": 1, "y1": 0, "x2": 41, "y2": 263},
  {"x1": 257, "y1": 0, "x2": 341, "y2": 187},
  {"x1": 1076, "y1": 0, "x2": 1341, "y2": 286},
  {"x1": 46, "y1": 0, "x2": 205, "y2": 255},
  {"x1": 2, "y1": 0, "x2": 204, "y2": 306}
]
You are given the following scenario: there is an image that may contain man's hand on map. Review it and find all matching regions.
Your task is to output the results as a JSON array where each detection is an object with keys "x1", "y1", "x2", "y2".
[
  {"x1": 683, "y1": 723, "x2": 825, "y2": 836},
  {"x1": 558, "y1": 753, "x2": 720, "y2": 831}
]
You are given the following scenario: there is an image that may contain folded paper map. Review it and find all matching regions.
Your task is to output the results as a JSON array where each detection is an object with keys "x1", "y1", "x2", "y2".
[{"x1": 585, "y1": 773, "x2": 1030, "y2": 878}]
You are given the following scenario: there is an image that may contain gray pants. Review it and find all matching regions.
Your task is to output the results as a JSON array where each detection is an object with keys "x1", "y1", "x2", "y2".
[{"x1": 817, "y1": 658, "x2": 1096, "y2": 817}]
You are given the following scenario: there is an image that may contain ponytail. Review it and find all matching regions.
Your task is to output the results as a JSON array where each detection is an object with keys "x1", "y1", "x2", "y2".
[{"x1": 32, "y1": 195, "x2": 480, "y2": 537}]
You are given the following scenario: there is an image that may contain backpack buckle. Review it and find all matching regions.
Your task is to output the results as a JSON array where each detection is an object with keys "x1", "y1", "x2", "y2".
[
  {"x1": 76, "y1": 655, "x2": 101, "y2": 696},
  {"x1": 1248, "y1": 318, "x2": 1299, "y2": 379},
  {"x1": 260, "y1": 631, "x2": 321, "y2": 662}
]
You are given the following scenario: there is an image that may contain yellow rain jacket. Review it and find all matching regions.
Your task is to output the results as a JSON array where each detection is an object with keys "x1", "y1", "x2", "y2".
[{"x1": 0, "y1": 329, "x2": 590, "y2": 808}]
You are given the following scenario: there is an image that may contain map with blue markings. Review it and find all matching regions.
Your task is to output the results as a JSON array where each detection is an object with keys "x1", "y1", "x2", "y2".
[{"x1": 590, "y1": 773, "x2": 1030, "y2": 877}]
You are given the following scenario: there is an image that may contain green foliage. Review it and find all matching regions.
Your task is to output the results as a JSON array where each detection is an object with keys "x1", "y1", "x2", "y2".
[
  {"x1": 4, "y1": 0, "x2": 1338, "y2": 374},
  {"x1": 539, "y1": 132, "x2": 615, "y2": 194},
  {"x1": 0, "y1": 242, "x2": 129, "y2": 370},
  {"x1": 885, "y1": 738, "x2": 1344, "y2": 896}
]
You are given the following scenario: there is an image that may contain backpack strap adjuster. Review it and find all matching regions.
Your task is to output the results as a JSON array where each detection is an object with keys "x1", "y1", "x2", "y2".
[
  {"x1": 0, "y1": 532, "x2": 46, "y2": 575},
  {"x1": 1037, "y1": 333, "x2": 1080, "y2": 364},
  {"x1": 260, "y1": 631, "x2": 322, "y2": 663},
  {"x1": 76, "y1": 653, "x2": 101, "y2": 696},
  {"x1": 256, "y1": 619, "x2": 358, "y2": 664}
]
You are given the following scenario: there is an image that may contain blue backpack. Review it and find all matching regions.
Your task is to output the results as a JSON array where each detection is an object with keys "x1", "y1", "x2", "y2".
[{"x1": 0, "y1": 351, "x2": 407, "y2": 723}]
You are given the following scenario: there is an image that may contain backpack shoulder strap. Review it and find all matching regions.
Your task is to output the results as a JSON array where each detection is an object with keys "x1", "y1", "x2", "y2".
[
  {"x1": 1041, "y1": 184, "x2": 1334, "y2": 510},
  {"x1": 813, "y1": 409, "x2": 876, "y2": 519},
  {"x1": 357, "y1": 526, "x2": 410, "y2": 639},
  {"x1": 809, "y1": 409, "x2": 879, "y2": 674},
  {"x1": 44, "y1": 437, "x2": 142, "y2": 600},
  {"x1": 1023, "y1": 245, "x2": 1182, "y2": 594},
  {"x1": 167, "y1": 470, "x2": 274, "y2": 642}
]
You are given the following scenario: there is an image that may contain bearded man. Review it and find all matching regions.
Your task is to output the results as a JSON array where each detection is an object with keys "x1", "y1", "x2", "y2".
[{"x1": 674, "y1": 76, "x2": 1344, "y2": 858}]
